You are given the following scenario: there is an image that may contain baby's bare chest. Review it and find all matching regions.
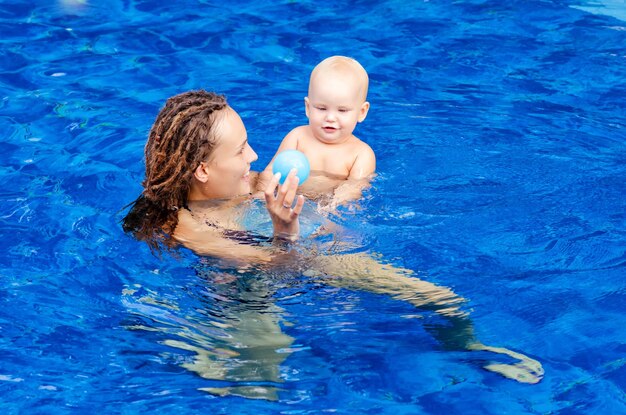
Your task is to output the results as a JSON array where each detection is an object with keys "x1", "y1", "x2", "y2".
[{"x1": 298, "y1": 140, "x2": 358, "y2": 177}]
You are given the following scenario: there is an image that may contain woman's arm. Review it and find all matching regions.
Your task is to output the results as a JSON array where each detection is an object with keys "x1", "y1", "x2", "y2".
[
  {"x1": 173, "y1": 169, "x2": 305, "y2": 266},
  {"x1": 173, "y1": 208, "x2": 275, "y2": 265}
]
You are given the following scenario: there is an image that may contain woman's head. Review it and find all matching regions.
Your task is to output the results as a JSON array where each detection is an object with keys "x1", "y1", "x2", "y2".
[
  {"x1": 187, "y1": 106, "x2": 258, "y2": 200},
  {"x1": 123, "y1": 89, "x2": 257, "y2": 249},
  {"x1": 143, "y1": 90, "x2": 228, "y2": 209}
]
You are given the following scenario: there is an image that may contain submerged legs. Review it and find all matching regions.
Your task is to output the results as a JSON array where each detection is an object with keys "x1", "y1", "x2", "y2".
[{"x1": 307, "y1": 252, "x2": 544, "y2": 383}]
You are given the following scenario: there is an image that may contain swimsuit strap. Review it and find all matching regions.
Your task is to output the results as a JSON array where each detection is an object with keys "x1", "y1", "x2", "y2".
[{"x1": 185, "y1": 203, "x2": 272, "y2": 245}]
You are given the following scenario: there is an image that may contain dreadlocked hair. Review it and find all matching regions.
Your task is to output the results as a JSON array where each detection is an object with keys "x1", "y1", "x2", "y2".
[{"x1": 122, "y1": 90, "x2": 228, "y2": 251}]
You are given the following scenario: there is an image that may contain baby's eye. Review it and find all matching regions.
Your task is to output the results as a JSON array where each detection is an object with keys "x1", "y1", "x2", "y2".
[
  {"x1": 316, "y1": 106, "x2": 326, "y2": 111},
  {"x1": 338, "y1": 108, "x2": 348, "y2": 113}
]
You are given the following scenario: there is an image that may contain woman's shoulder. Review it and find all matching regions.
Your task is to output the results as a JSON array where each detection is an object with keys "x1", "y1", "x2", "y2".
[
  {"x1": 173, "y1": 204, "x2": 275, "y2": 263},
  {"x1": 173, "y1": 207, "x2": 240, "y2": 256},
  {"x1": 174, "y1": 208, "x2": 221, "y2": 243}
]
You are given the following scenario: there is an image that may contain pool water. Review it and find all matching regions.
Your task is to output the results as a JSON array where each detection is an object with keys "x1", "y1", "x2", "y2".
[{"x1": 1, "y1": 0, "x2": 625, "y2": 413}]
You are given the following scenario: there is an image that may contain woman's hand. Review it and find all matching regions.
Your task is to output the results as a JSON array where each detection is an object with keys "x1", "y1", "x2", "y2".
[{"x1": 264, "y1": 169, "x2": 305, "y2": 241}]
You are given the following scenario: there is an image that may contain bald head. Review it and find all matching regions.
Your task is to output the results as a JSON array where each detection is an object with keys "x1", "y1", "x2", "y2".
[{"x1": 309, "y1": 56, "x2": 369, "y2": 102}]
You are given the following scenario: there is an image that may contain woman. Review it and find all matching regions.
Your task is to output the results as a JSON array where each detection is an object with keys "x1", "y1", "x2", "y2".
[
  {"x1": 123, "y1": 90, "x2": 543, "y2": 385},
  {"x1": 122, "y1": 90, "x2": 302, "y2": 259}
]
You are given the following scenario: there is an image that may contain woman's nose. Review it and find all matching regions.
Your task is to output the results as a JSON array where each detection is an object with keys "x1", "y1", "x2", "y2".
[{"x1": 247, "y1": 145, "x2": 258, "y2": 163}]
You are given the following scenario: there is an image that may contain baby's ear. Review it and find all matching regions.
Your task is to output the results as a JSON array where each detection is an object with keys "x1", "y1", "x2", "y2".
[
  {"x1": 304, "y1": 97, "x2": 310, "y2": 117},
  {"x1": 358, "y1": 101, "x2": 370, "y2": 122}
]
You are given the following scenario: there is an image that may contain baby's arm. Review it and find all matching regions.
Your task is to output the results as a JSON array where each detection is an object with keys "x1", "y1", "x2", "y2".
[
  {"x1": 329, "y1": 143, "x2": 376, "y2": 206},
  {"x1": 348, "y1": 143, "x2": 376, "y2": 180},
  {"x1": 256, "y1": 127, "x2": 302, "y2": 192}
]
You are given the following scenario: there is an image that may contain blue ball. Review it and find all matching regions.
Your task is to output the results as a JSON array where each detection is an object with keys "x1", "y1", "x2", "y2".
[{"x1": 272, "y1": 150, "x2": 310, "y2": 185}]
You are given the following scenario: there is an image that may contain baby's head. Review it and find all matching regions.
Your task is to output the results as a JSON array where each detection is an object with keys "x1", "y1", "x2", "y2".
[
  {"x1": 309, "y1": 56, "x2": 369, "y2": 102},
  {"x1": 305, "y1": 56, "x2": 370, "y2": 144}
]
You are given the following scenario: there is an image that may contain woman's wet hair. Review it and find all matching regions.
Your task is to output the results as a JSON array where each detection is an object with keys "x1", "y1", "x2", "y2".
[{"x1": 122, "y1": 90, "x2": 228, "y2": 251}]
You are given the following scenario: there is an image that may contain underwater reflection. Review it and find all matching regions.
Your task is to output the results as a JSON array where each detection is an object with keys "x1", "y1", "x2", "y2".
[{"x1": 122, "y1": 263, "x2": 299, "y2": 401}]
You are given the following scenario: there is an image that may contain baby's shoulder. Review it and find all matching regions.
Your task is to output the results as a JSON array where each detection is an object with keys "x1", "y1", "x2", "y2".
[
  {"x1": 287, "y1": 125, "x2": 311, "y2": 138},
  {"x1": 350, "y1": 135, "x2": 375, "y2": 154},
  {"x1": 283, "y1": 125, "x2": 312, "y2": 147}
]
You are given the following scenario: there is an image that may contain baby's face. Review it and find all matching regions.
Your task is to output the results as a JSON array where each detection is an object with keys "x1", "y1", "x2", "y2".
[{"x1": 305, "y1": 70, "x2": 369, "y2": 144}]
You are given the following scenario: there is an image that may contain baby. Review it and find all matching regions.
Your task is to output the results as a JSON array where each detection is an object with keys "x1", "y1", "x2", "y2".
[{"x1": 260, "y1": 56, "x2": 375, "y2": 205}]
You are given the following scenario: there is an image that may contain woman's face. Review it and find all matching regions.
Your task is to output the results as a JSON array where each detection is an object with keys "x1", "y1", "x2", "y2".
[{"x1": 197, "y1": 107, "x2": 258, "y2": 199}]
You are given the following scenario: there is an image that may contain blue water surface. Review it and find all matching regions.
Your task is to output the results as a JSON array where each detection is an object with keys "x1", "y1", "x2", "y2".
[{"x1": 1, "y1": 0, "x2": 625, "y2": 414}]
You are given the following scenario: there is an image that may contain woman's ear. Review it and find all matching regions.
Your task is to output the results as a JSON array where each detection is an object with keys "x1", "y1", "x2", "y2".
[
  {"x1": 193, "y1": 161, "x2": 211, "y2": 183},
  {"x1": 358, "y1": 101, "x2": 370, "y2": 123}
]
